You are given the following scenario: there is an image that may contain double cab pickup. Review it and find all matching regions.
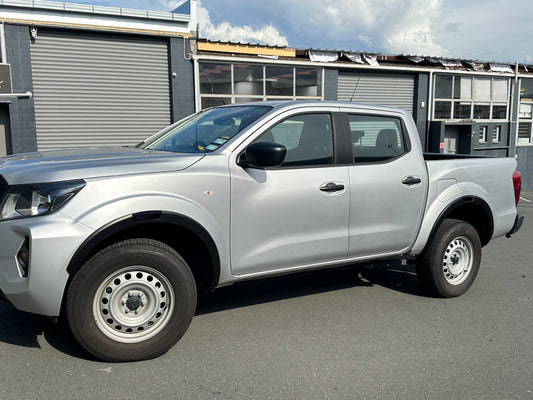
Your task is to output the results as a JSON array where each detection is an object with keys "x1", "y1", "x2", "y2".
[{"x1": 0, "y1": 101, "x2": 523, "y2": 361}]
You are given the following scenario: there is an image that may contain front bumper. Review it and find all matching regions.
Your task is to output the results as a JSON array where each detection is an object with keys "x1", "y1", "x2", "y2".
[
  {"x1": 0, "y1": 212, "x2": 93, "y2": 316},
  {"x1": 506, "y1": 213, "x2": 524, "y2": 238}
]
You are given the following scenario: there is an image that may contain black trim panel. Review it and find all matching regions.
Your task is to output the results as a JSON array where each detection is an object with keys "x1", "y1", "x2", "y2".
[{"x1": 67, "y1": 211, "x2": 221, "y2": 288}]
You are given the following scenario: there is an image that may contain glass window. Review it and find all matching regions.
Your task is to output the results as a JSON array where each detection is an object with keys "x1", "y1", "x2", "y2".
[
  {"x1": 520, "y1": 79, "x2": 533, "y2": 101},
  {"x1": 266, "y1": 66, "x2": 293, "y2": 96},
  {"x1": 473, "y1": 105, "x2": 490, "y2": 119},
  {"x1": 479, "y1": 126, "x2": 487, "y2": 143},
  {"x1": 141, "y1": 106, "x2": 271, "y2": 153},
  {"x1": 201, "y1": 97, "x2": 231, "y2": 109},
  {"x1": 257, "y1": 113, "x2": 333, "y2": 166},
  {"x1": 518, "y1": 122, "x2": 532, "y2": 143},
  {"x1": 519, "y1": 103, "x2": 532, "y2": 119},
  {"x1": 493, "y1": 79, "x2": 508, "y2": 102},
  {"x1": 199, "y1": 63, "x2": 231, "y2": 95},
  {"x1": 434, "y1": 101, "x2": 452, "y2": 119},
  {"x1": 295, "y1": 68, "x2": 320, "y2": 96},
  {"x1": 492, "y1": 105, "x2": 507, "y2": 119},
  {"x1": 435, "y1": 75, "x2": 453, "y2": 99},
  {"x1": 492, "y1": 126, "x2": 501, "y2": 143},
  {"x1": 348, "y1": 114, "x2": 405, "y2": 162},
  {"x1": 474, "y1": 78, "x2": 491, "y2": 101},
  {"x1": 454, "y1": 77, "x2": 472, "y2": 100},
  {"x1": 454, "y1": 103, "x2": 472, "y2": 119},
  {"x1": 234, "y1": 64, "x2": 263, "y2": 96}
]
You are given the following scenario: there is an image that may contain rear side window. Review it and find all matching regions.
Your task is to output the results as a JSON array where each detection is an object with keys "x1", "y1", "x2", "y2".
[{"x1": 348, "y1": 114, "x2": 406, "y2": 163}]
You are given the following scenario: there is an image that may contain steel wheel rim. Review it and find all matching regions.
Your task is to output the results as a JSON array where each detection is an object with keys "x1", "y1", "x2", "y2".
[
  {"x1": 92, "y1": 266, "x2": 174, "y2": 343},
  {"x1": 442, "y1": 235, "x2": 474, "y2": 285}
]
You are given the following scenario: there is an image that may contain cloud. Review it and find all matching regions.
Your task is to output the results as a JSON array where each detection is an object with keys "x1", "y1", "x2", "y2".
[
  {"x1": 197, "y1": 2, "x2": 288, "y2": 46},
  {"x1": 268, "y1": 0, "x2": 445, "y2": 56}
]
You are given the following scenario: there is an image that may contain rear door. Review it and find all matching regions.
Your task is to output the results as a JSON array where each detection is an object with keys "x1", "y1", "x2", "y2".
[
  {"x1": 229, "y1": 108, "x2": 350, "y2": 276},
  {"x1": 341, "y1": 109, "x2": 428, "y2": 257}
]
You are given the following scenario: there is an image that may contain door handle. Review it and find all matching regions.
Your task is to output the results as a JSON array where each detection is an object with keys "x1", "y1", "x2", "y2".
[
  {"x1": 320, "y1": 182, "x2": 345, "y2": 192},
  {"x1": 402, "y1": 176, "x2": 422, "y2": 185}
]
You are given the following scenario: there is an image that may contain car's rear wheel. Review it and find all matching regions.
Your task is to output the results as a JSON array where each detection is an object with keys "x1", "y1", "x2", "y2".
[
  {"x1": 417, "y1": 219, "x2": 481, "y2": 297},
  {"x1": 66, "y1": 238, "x2": 196, "y2": 362}
]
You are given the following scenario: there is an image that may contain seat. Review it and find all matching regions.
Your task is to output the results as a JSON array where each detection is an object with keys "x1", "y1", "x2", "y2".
[
  {"x1": 295, "y1": 120, "x2": 333, "y2": 164},
  {"x1": 375, "y1": 129, "x2": 400, "y2": 157}
]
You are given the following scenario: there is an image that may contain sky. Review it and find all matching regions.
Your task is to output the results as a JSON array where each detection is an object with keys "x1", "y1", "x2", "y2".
[{"x1": 56, "y1": 0, "x2": 533, "y2": 64}]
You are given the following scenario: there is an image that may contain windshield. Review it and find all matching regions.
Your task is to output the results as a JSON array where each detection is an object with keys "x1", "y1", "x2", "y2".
[{"x1": 140, "y1": 106, "x2": 272, "y2": 153}]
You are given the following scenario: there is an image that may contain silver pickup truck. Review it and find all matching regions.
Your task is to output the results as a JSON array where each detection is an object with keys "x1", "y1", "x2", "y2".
[{"x1": 0, "y1": 101, "x2": 524, "y2": 362}]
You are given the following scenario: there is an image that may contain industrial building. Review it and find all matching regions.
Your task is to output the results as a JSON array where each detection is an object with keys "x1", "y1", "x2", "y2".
[{"x1": 1, "y1": 0, "x2": 532, "y2": 188}]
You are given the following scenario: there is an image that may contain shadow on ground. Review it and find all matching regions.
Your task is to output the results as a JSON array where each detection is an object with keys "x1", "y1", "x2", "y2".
[{"x1": 0, "y1": 260, "x2": 424, "y2": 360}]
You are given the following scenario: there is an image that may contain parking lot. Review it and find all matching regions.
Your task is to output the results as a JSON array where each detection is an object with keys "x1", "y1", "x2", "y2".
[{"x1": 0, "y1": 193, "x2": 532, "y2": 400}]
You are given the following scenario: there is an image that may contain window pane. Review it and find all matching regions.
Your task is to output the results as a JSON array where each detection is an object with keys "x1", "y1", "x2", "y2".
[
  {"x1": 295, "y1": 68, "x2": 320, "y2": 96},
  {"x1": 266, "y1": 66, "x2": 293, "y2": 96},
  {"x1": 493, "y1": 79, "x2": 508, "y2": 102},
  {"x1": 234, "y1": 97, "x2": 263, "y2": 103},
  {"x1": 199, "y1": 63, "x2": 231, "y2": 95},
  {"x1": 479, "y1": 126, "x2": 487, "y2": 143},
  {"x1": 258, "y1": 113, "x2": 333, "y2": 166},
  {"x1": 201, "y1": 97, "x2": 231, "y2": 109},
  {"x1": 453, "y1": 103, "x2": 472, "y2": 119},
  {"x1": 521, "y1": 79, "x2": 533, "y2": 101},
  {"x1": 473, "y1": 104, "x2": 490, "y2": 119},
  {"x1": 435, "y1": 75, "x2": 453, "y2": 99},
  {"x1": 474, "y1": 78, "x2": 491, "y2": 101},
  {"x1": 519, "y1": 103, "x2": 532, "y2": 119},
  {"x1": 492, "y1": 126, "x2": 501, "y2": 143},
  {"x1": 234, "y1": 64, "x2": 263, "y2": 96},
  {"x1": 454, "y1": 77, "x2": 472, "y2": 100},
  {"x1": 492, "y1": 105, "x2": 507, "y2": 119},
  {"x1": 518, "y1": 122, "x2": 532, "y2": 143},
  {"x1": 434, "y1": 101, "x2": 452, "y2": 119},
  {"x1": 348, "y1": 114, "x2": 405, "y2": 162}
]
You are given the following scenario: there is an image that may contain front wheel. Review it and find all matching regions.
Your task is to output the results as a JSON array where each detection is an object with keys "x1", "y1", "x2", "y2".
[
  {"x1": 416, "y1": 219, "x2": 482, "y2": 298},
  {"x1": 66, "y1": 239, "x2": 197, "y2": 362}
]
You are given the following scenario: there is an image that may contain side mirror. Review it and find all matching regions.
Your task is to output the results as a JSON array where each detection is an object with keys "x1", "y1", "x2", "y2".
[{"x1": 238, "y1": 142, "x2": 287, "y2": 168}]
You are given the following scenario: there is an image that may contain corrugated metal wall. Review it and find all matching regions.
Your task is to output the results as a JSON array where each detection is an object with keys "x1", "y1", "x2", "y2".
[
  {"x1": 338, "y1": 72, "x2": 415, "y2": 114},
  {"x1": 30, "y1": 30, "x2": 171, "y2": 150}
]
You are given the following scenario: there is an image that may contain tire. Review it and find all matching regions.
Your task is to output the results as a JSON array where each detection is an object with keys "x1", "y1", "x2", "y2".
[
  {"x1": 416, "y1": 219, "x2": 481, "y2": 298},
  {"x1": 66, "y1": 239, "x2": 197, "y2": 362}
]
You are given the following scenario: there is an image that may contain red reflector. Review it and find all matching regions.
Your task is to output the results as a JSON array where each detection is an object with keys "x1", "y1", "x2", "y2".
[{"x1": 513, "y1": 171, "x2": 522, "y2": 206}]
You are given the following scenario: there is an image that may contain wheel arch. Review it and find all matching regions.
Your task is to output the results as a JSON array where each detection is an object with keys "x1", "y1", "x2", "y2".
[
  {"x1": 429, "y1": 196, "x2": 494, "y2": 248},
  {"x1": 66, "y1": 211, "x2": 221, "y2": 295}
]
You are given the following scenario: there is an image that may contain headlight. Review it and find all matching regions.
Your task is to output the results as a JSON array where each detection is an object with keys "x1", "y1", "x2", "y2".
[{"x1": 0, "y1": 180, "x2": 86, "y2": 221}]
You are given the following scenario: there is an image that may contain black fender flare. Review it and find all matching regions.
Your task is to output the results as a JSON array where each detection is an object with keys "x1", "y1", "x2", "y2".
[{"x1": 66, "y1": 211, "x2": 221, "y2": 288}]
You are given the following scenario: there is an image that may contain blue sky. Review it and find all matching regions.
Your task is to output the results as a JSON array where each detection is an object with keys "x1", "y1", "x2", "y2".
[{"x1": 56, "y1": 0, "x2": 533, "y2": 63}]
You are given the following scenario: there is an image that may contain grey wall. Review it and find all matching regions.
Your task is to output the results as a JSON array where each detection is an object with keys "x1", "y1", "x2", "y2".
[
  {"x1": 323, "y1": 68, "x2": 338, "y2": 101},
  {"x1": 169, "y1": 37, "x2": 195, "y2": 122},
  {"x1": 5, "y1": 24, "x2": 37, "y2": 154},
  {"x1": 516, "y1": 146, "x2": 533, "y2": 190}
]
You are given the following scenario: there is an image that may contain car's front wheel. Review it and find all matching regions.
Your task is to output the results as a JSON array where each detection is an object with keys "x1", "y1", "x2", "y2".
[{"x1": 66, "y1": 238, "x2": 196, "y2": 362}]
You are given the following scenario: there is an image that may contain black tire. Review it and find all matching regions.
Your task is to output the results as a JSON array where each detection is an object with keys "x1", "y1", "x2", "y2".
[
  {"x1": 417, "y1": 219, "x2": 481, "y2": 298},
  {"x1": 66, "y1": 238, "x2": 196, "y2": 362}
]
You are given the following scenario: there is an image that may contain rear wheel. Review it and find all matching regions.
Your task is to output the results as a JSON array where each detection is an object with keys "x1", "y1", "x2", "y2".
[
  {"x1": 66, "y1": 238, "x2": 196, "y2": 362},
  {"x1": 417, "y1": 219, "x2": 481, "y2": 297}
]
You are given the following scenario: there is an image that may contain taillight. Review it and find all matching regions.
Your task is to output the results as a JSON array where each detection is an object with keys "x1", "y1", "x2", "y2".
[{"x1": 513, "y1": 171, "x2": 522, "y2": 206}]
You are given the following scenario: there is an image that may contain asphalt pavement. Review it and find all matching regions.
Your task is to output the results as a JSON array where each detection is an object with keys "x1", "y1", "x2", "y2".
[{"x1": 0, "y1": 193, "x2": 532, "y2": 400}]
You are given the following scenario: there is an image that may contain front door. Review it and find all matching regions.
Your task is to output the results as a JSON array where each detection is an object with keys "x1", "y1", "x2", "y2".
[{"x1": 230, "y1": 112, "x2": 350, "y2": 276}]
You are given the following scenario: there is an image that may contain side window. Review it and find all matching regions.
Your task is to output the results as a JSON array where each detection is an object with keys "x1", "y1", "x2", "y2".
[
  {"x1": 256, "y1": 113, "x2": 333, "y2": 166},
  {"x1": 348, "y1": 114, "x2": 406, "y2": 163}
]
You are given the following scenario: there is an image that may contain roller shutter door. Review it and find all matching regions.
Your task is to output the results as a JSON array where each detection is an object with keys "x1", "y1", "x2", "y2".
[
  {"x1": 338, "y1": 72, "x2": 415, "y2": 114},
  {"x1": 31, "y1": 30, "x2": 171, "y2": 150}
]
